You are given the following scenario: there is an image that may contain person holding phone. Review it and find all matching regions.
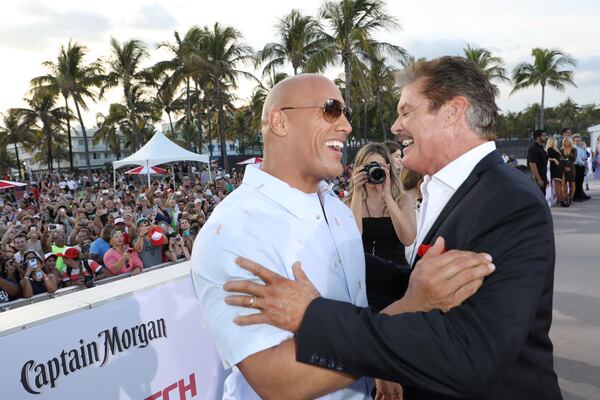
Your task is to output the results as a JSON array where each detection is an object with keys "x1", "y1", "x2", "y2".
[
  {"x1": 19, "y1": 251, "x2": 57, "y2": 298},
  {"x1": 166, "y1": 233, "x2": 190, "y2": 262},
  {"x1": 103, "y1": 230, "x2": 143, "y2": 276}
]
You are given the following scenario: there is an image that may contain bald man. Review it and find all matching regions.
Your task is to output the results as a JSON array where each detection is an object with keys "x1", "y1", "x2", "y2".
[{"x1": 191, "y1": 74, "x2": 493, "y2": 399}]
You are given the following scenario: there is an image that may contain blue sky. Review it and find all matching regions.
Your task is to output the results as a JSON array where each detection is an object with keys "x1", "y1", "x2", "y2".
[{"x1": 1, "y1": 0, "x2": 598, "y2": 126}]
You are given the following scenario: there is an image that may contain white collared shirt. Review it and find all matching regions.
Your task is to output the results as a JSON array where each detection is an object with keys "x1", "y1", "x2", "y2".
[
  {"x1": 191, "y1": 164, "x2": 371, "y2": 400},
  {"x1": 409, "y1": 141, "x2": 496, "y2": 265}
]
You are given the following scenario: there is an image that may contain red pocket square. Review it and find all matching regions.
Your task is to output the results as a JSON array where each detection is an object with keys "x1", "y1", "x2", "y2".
[{"x1": 417, "y1": 243, "x2": 447, "y2": 257}]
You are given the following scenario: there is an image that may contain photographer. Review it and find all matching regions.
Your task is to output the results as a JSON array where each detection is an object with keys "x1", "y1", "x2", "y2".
[
  {"x1": 41, "y1": 227, "x2": 69, "y2": 272},
  {"x1": 165, "y1": 233, "x2": 191, "y2": 262},
  {"x1": 58, "y1": 247, "x2": 104, "y2": 288},
  {"x1": 132, "y1": 218, "x2": 167, "y2": 268},
  {"x1": 103, "y1": 230, "x2": 143, "y2": 276},
  {"x1": 19, "y1": 250, "x2": 57, "y2": 298},
  {"x1": 1, "y1": 257, "x2": 21, "y2": 302},
  {"x1": 346, "y1": 143, "x2": 416, "y2": 311}
]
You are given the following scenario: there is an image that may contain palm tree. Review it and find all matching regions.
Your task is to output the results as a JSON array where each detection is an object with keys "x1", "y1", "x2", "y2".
[
  {"x1": 101, "y1": 38, "x2": 150, "y2": 151},
  {"x1": 307, "y1": 0, "x2": 406, "y2": 122},
  {"x1": 94, "y1": 105, "x2": 129, "y2": 159},
  {"x1": 27, "y1": 129, "x2": 68, "y2": 171},
  {"x1": 463, "y1": 45, "x2": 509, "y2": 96},
  {"x1": 0, "y1": 108, "x2": 36, "y2": 179},
  {"x1": 0, "y1": 147, "x2": 16, "y2": 176},
  {"x1": 257, "y1": 9, "x2": 323, "y2": 76},
  {"x1": 31, "y1": 41, "x2": 103, "y2": 175},
  {"x1": 554, "y1": 97, "x2": 580, "y2": 130},
  {"x1": 511, "y1": 48, "x2": 576, "y2": 129},
  {"x1": 201, "y1": 23, "x2": 255, "y2": 172},
  {"x1": 365, "y1": 57, "x2": 398, "y2": 141},
  {"x1": 155, "y1": 27, "x2": 207, "y2": 152},
  {"x1": 25, "y1": 93, "x2": 69, "y2": 172}
]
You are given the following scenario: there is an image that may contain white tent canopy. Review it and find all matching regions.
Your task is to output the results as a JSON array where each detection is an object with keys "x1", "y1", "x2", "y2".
[{"x1": 112, "y1": 131, "x2": 211, "y2": 186}]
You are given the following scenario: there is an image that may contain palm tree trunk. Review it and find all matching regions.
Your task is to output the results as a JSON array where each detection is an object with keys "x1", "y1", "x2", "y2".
[
  {"x1": 343, "y1": 56, "x2": 351, "y2": 161},
  {"x1": 13, "y1": 143, "x2": 21, "y2": 180},
  {"x1": 63, "y1": 95, "x2": 74, "y2": 170},
  {"x1": 540, "y1": 84, "x2": 545, "y2": 129},
  {"x1": 186, "y1": 78, "x2": 192, "y2": 150},
  {"x1": 363, "y1": 101, "x2": 368, "y2": 142},
  {"x1": 215, "y1": 79, "x2": 228, "y2": 172},
  {"x1": 207, "y1": 103, "x2": 213, "y2": 157},
  {"x1": 73, "y1": 99, "x2": 92, "y2": 179},
  {"x1": 377, "y1": 96, "x2": 388, "y2": 141},
  {"x1": 167, "y1": 111, "x2": 175, "y2": 137},
  {"x1": 125, "y1": 85, "x2": 138, "y2": 151},
  {"x1": 194, "y1": 80, "x2": 204, "y2": 153},
  {"x1": 43, "y1": 117, "x2": 53, "y2": 172}
]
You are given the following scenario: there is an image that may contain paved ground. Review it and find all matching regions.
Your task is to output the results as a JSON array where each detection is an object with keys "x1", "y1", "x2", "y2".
[{"x1": 551, "y1": 178, "x2": 600, "y2": 400}]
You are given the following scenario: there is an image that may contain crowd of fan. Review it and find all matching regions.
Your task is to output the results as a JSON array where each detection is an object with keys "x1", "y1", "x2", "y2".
[{"x1": 0, "y1": 169, "x2": 243, "y2": 306}]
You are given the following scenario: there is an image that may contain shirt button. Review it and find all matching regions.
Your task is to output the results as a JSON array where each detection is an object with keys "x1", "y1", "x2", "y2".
[{"x1": 315, "y1": 214, "x2": 321, "y2": 220}]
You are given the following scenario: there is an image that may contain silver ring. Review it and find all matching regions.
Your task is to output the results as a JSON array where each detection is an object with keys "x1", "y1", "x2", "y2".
[{"x1": 248, "y1": 296, "x2": 256, "y2": 308}]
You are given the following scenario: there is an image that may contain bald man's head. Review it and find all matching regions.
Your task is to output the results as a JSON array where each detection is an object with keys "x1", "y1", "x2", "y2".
[
  {"x1": 257, "y1": 73, "x2": 351, "y2": 193},
  {"x1": 261, "y1": 74, "x2": 337, "y2": 133}
]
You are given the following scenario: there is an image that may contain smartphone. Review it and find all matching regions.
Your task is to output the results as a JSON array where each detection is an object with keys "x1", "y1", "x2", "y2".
[
  {"x1": 126, "y1": 248, "x2": 133, "y2": 254},
  {"x1": 28, "y1": 259, "x2": 37, "y2": 269},
  {"x1": 48, "y1": 224, "x2": 57, "y2": 231}
]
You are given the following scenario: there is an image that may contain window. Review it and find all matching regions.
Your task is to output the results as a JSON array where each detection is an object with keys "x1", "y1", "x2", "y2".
[{"x1": 78, "y1": 139, "x2": 84, "y2": 147}]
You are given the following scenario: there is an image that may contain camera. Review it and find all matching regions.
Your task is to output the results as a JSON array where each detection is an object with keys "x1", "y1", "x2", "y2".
[
  {"x1": 360, "y1": 161, "x2": 386, "y2": 184},
  {"x1": 48, "y1": 224, "x2": 58, "y2": 231},
  {"x1": 84, "y1": 275, "x2": 95, "y2": 288}
]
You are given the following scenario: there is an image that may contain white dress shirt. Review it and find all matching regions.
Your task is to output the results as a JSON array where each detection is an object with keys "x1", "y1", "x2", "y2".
[
  {"x1": 191, "y1": 165, "x2": 371, "y2": 400},
  {"x1": 409, "y1": 141, "x2": 497, "y2": 265}
]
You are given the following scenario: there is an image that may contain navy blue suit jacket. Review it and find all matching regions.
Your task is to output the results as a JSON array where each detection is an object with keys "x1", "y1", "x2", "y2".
[{"x1": 295, "y1": 150, "x2": 562, "y2": 399}]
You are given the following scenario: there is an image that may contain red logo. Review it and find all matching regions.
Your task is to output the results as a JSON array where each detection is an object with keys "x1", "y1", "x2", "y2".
[
  {"x1": 417, "y1": 243, "x2": 447, "y2": 258},
  {"x1": 145, "y1": 373, "x2": 197, "y2": 400}
]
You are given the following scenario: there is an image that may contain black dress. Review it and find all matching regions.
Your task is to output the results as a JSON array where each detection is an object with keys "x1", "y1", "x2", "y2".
[
  {"x1": 362, "y1": 217, "x2": 409, "y2": 311},
  {"x1": 561, "y1": 148, "x2": 576, "y2": 182},
  {"x1": 547, "y1": 147, "x2": 563, "y2": 180}
]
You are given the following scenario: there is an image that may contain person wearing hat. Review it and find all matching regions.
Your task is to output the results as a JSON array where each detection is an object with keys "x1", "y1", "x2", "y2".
[
  {"x1": 103, "y1": 230, "x2": 143, "y2": 276},
  {"x1": 59, "y1": 247, "x2": 104, "y2": 287},
  {"x1": 43, "y1": 252, "x2": 61, "y2": 286},
  {"x1": 19, "y1": 250, "x2": 57, "y2": 298},
  {"x1": 132, "y1": 218, "x2": 167, "y2": 268},
  {"x1": 113, "y1": 217, "x2": 131, "y2": 245}
]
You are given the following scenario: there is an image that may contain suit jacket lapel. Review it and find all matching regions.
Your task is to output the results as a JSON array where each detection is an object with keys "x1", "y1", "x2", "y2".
[{"x1": 413, "y1": 150, "x2": 504, "y2": 266}]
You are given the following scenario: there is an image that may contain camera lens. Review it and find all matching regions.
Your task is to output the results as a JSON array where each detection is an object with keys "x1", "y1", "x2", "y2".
[{"x1": 363, "y1": 162, "x2": 386, "y2": 184}]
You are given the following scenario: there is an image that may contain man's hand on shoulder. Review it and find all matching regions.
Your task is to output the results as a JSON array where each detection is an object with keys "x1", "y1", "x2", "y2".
[
  {"x1": 383, "y1": 237, "x2": 495, "y2": 315},
  {"x1": 224, "y1": 258, "x2": 320, "y2": 332}
]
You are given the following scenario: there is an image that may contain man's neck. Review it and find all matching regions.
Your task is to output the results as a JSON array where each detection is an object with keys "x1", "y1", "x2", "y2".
[
  {"x1": 260, "y1": 159, "x2": 320, "y2": 194},
  {"x1": 428, "y1": 138, "x2": 489, "y2": 176}
]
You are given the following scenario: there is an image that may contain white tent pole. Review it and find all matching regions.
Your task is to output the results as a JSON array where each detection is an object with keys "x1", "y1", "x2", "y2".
[
  {"x1": 207, "y1": 159, "x2": 213, "y2": 184},
  {"x1": 146, "y1": 160, "x2": 151, "y2": 188},
  {"x1": 113, "y1": 167, "x2": 116, "y2": 189},
  {"x1": 171, "y1": 164, "x2": 176, "y2": 188}
]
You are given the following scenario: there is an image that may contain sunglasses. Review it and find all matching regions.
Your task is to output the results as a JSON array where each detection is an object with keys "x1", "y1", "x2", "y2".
[{"x1": 280, "y1": 98, "x2": 352, "y2": 123}]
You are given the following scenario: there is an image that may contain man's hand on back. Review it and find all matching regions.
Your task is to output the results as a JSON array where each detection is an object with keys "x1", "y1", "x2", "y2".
[
  {"x1": 383, "y1": 237, "x2": 495, "y2": 315},
  {"x1": 224, "y1": 237, "x2": 494, "y2": 332}
]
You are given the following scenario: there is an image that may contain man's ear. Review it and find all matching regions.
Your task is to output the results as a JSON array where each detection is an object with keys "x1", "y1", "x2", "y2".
[
  {"x1": 442, "y1": 96, "x2": 469, "y2": 128},
  {"x1": 269, "y1": 110, "x2": 288, "y2": 138}
]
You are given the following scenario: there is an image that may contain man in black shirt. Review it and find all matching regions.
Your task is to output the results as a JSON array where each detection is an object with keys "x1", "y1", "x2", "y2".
[{"x1": 527, "y1": 129, "x2": 548, "y2": 195}]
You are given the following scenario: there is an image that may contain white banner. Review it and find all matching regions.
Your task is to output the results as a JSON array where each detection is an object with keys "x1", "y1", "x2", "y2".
[{"x1": 0, "y1": 277, "x2": 227, "y2": 400}]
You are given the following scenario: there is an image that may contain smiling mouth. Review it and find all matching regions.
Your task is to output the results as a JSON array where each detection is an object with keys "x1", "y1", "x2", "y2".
[
  {"x1": 325, "y1": 140, "x2": 344, "y2": 155},
  {"x1": 398, "y1": 137, "x2": 414, "y2": 157}
]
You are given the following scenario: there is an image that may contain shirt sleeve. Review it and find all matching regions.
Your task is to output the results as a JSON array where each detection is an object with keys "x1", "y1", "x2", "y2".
[
  {"x1": 103, "y1": 250, "x2": 120, "y2": 275},
  {"x1": 527, "y1": 146, "x2": 539, "y2": 164},
  {"x1": 89, "y1": 260, "x2": 103, "y2": 274},
  {"x1": 190, "y1": 218, "x2": 293, "y2": 369},
  {"x1": 89, "y1": 240, "x2": 100, "y2": 255}
]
